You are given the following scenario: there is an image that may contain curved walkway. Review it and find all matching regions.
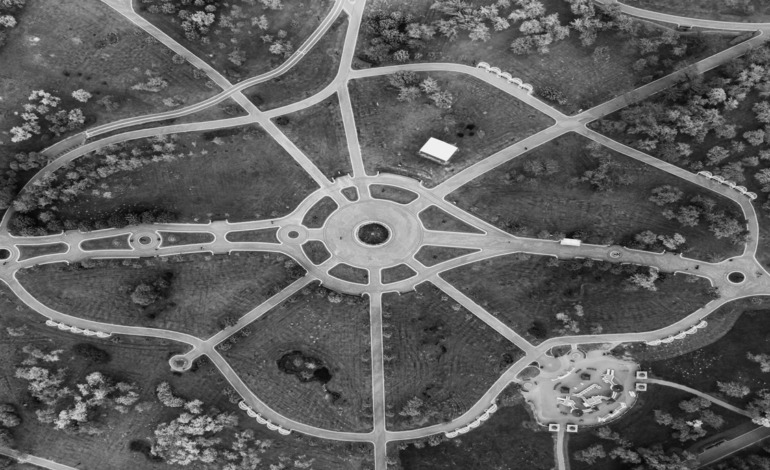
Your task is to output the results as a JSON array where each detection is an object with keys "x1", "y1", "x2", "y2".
[{"x1": 644, "y1": 379, "x2": 753, "y2": 418}]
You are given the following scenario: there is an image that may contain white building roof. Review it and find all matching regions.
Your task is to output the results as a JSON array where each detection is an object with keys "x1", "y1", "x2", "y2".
[
  {"x1": 419, "y1": 138, "x2": 458, "y2": 162},
  {"x1": 560, "y1": 238, "x2": 582, "y2": 246}
]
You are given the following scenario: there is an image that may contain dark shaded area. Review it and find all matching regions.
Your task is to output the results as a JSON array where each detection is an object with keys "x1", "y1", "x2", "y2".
[
  {"x1": 414, "y1": 246, "x2": 479, "y2": 267},
  {"x1": 225, "y1": 227, "x2": 279, "y2": 243},
  {"x1": 302, "y1": 197, "x2": 339, "y2": 229},
  {"x1": 277, "y1": 350, "x2": 333, "y2": 384},
  {"x1": 72, "y1": 343, "x2": 111, "y2": 364}
]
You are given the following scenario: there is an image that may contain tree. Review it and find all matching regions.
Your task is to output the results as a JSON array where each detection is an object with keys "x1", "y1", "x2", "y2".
[
  {"x1": 393, "y1": 49, "x2": 410, "y2": 62},
  {"x1": 131, "y1": 283, "x2": 158, "y2": 306},
  {"x1": 574, "y1": 444, "x2": 606, "y2": 465},
  {"x1": 649, "y1": 185, "x2": 683, "y2": 206},
  {"x1": 397, "y1": 86, "x2": 420, "y2": 102},
  {"x1": 71, "y1": 89, "x2": 92, "y2": 103},
  {"x1": 0, "y1": 405, "x2": 20, "y2": 428},
  {"x1": 627, "y1": 267, "x2": 659, "y2": 292},
  {"x1": 706, "y1": 146, "x2": 730, "y2": 166},
  {"x1": 156, "y1": 382, "x2": 185, "y2": 408},
  {"x1": 429, "y1": 90, "x2": 454, "y2": 109},
  {"x1": 748, "y1": 352, "x2": 770, "y2": 372},
  {"x1": 420, "y1": 77, "x2": 439, "y2": 94}
]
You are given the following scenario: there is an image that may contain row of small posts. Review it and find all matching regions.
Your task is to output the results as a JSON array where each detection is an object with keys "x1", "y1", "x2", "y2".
[
  {"x1": 698, "y1": 171, "x2": 758, "y2": 200},
  {"x1": 444, "y1": 403, "x2": 498, "y2": 438},
  {"x1": 644, "y1": 320, "x2": 707, "y2": 346},
  {"x1": 238, "y1": 401, "x2": 291, "y2": 435},
  {"x1": 45, "y1": 319, "x2": 111, "y2": 338}
]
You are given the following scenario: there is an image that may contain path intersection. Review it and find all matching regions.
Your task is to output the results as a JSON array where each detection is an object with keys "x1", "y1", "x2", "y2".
[{"x1": 4, "y1": 1, "x2": 770, "y2": 469}]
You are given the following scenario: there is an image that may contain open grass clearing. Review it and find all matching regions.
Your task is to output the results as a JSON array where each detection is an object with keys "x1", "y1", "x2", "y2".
[
  {"x1": 274, "y1": 93, "x2": 353, "y2": 181},
  {"x1": 246, "y1": 13, "x2": 348, "y2": 110},
  {"x1": 441, "y1": 253, "x2": 713, "y2": 344},
  {"x1": 419, "y1": 205, "x2": 483, "y2": 233},
  {"x1": 382, "y1": 282, "x2": 523, "y2": 430},
  {"x1": 370, "y1": 184, "x2": 419, "y2": 204},
  {"x1": 137, "y1": 0, "x2": 334, "y2": 82},
  {"x1": 302, "y1": 196, "x2": 339, "y2": 229},
  {"x1": 381, "y1": 264, "x2": 417, "y2": 284},
  {"x1": 569, "y1": 384, "x2": 750, "y2": 470},
  {"x1": 0, "y1": 0, "x2": 216, "y2": 158},
  {"x1": 0, "y1": 283, "x2": 370, "y2": 469},
  {"x1": 158, "y1": 231, "x2": 214, "y2": 247},
  {"x1": 349, "y1": 72, "x2": 553, "y2": 187},
  {"x1": 632, "y1": 301, "x2": 770, "y2": 408},
  {"x1": 449, "y1": 133, "x2": 746, "y2": 262},
  {"x1": 36, "y1": 124, "x2": 319, "y2": 229},
  {"x1": 17, "y1": 251, "x2": 304, "y2": 338},
  {"x1": 342, "y1": 186, "x2": 359, "y2": 201},
  {"x1": 303, "y1": 241, "x2": 332, "y2": 265},
  {"x1": 16, "y1": 243, "x2": 68, "y2": 261},
  {"x1": 414, "y1": 246, "x2": 478, "y2": 267},
  {"x1": 225, "y1": 227, "x2": 279, "y2": 243},
  {"x1": 80, "y1": 234, "x2": 131, "y2": 251},
  {"x1": 223, "y1": 282, "x2": 373, "y2": 432},
  {"x1": 397, "y1": 403, "x2": 553, "y2": 470},
  {"x1": 355, "y1": 0, "x2": 741, "y2": 114},
  {"x1": 329, "y1": 263, "x2": 370, "y2": 285}
]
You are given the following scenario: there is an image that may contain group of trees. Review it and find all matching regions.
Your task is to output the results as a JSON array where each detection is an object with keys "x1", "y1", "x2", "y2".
[
  {"x1": 14, "y1": 344, "x2": 140, "y2": 433},
  {"x1": 10, "y1": 90, "x2": 87, "y2": 143},
  {"x1": 0, "y1": 0, "x2": 24, "y2": 51},
  {"x1": 9, "y1": 136, "x2": 183, "y2": 235},
  {"x1": 131, "y1": 273, "x2": 172, "y2": 307},
  {"x1": 0, "y1": 404, "x2": 20, "y2": 448},
  {"x1": 596, "y1": 44, "x2": 770, "y2": 214},
  {"x1": 149, "y1": 382, "x2": 272, "y2": 468},
  {"x1": 140, "y1": 0, "x2": 293, "y2": 77},
  {"x1": 388, "y1": 71, "x2": 455, "y2": 109}
]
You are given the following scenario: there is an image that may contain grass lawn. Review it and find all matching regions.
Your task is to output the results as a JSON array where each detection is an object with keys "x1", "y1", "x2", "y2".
[
  {"x1": 225, "y1": 227, "x2": 279, "y2": 243},
  {"x1": 246, "y1": 13, "x2": 348, "y2": 110},
  {"x1": 419, "y1": 205, "x2": 483, "y2": 233},
  {"x1": 329, "y1": 263, "x2": 370, "y2": 285},
  {"x1": 569, "y1": 384, "x2": 750, "y2": 470},
  {"x1": 274, "y1": 94, "x2": 353, "y2": 181},
  {"x1": 382, "y1": 282, "x2": 523, "y2": 430},
  {"x1": 381, "y1": 264, "x2": 417, "y2": 284},
  {"x1": 355, "y1": 0, "x2": 740, "y2": 114},
  {"x1": 302, "y1": 196, "x2": 339, "y2": 229},
  {"x1": 441, "y1": 253, "x2": 713, "y2": 344},
  {"x1": 342, "y1": 186, "x2": 359, "y2": 201},
  {"x1": 370, "y1": 184, "x2": 418, "y2": 204},
  {"x1": 448, "y1": 133, "x2": 745, "y2": 262},
  {"x1": 223, "y1": 282, "x2": 373, "y2": 432},
  {"x1": 16, "y1": 251, "x2": 304, "y2": 338},
  {"x1": 414, "y1": 246, "x2": 478, "y2": 267},
  {"x1": 634, "y1": 301, "x2": 770, "y2": 408},
  {"x1": 16, "y1": 243, "x2": 68, "y2": 261},
  {"x1": 0, "y1": 0, "x2": 217, "y2": 157},
  {"x1": 626, "y1": 0, "x2": 770, "y2": 22},
  {"x1": 0, "y1": 284, "x2": 371, "y2": 469},
  {"x1": 159, "y1": 231, "x2": 214, "y2": 247},
  {"x1": 80, "y1": 234, "x2": 131, "y2": 251},
  {"x1": 136, "y1": 0, "x2": 334, "y2": 82},
  {"x1": 303, "y1": 241, "x2": 332, "y2": 265},
  {"x1": 349, "y1": 72, "x2": 553, "y2": 187},
  {"x1": 397, "y1": 403, "x2": 554, "y2": 469},
  {"x1": 38, "y1": 124, "x2": 319, "y2": 228}
]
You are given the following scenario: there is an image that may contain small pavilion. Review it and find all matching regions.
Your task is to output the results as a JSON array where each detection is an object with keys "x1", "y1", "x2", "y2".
[{"x1": 419, "y1": 138, "x2": 458, "y2": 165}]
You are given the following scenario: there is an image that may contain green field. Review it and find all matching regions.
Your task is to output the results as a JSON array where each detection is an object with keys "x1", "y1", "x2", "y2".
[
  {"x1": 224, "y1": 282, "x2": 373, "y2": 432},
  {"x1": 17, "y1": 252, "x2": 303, "y2": 337},
  {"x1": 382, "y1": 282, "x2": 522, "y2": 430},
  {"x1": 441, "y1": 253, "x2": 713, "y2": 343},
  {"x1": 274, "y1": 94, "x2": 353, "y2": 180},
  {"x1": 247, "y1": 13, "x2": 349, "y2": 110},
  {"x1": 397, "y1": 403, "x2": 554, "y2": 469},
  {"x1": 350, "y1": 72, "x2": 553, "y2": 187},
  {"x1": 448, "y1": 133, "x2": 746, "y2": 261},
  {"x1": 0, "y1": 283, "x2": 371, "y2": 469},
  {"x1": 0, "y1": 0, "x2": 216, "y2": 158}
]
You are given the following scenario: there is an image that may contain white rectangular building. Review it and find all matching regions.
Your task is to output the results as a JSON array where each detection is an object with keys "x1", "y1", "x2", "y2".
[
  {"x1": 419, "y1": 138, "x2": 458, "y2": 165},
  {"x1": 560, "y1": 238, "x2": 582, "y2": 247}
]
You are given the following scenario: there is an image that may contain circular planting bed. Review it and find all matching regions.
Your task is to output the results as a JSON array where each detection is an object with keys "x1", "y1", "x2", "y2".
[
  {"x1": 357, "y1": 222, "x2": 390, "y2": 246},
  {"x1": 0, "y1": 249, "x2": 10, "y2": 260},
  {"x1": 138, "y1": 236, "x2": 152, "y2": 245},
  {"x1": 288, "y1": 231, "x2": 299, "y2": 239},
  {"x1": 728, "y1": 271, "x2": 746, "y2": 284}
]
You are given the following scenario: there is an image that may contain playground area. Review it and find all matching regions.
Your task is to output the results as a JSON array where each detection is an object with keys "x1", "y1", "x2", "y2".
[{"x1": 521, "y1": 347, "x2": 640, "y2": 428}]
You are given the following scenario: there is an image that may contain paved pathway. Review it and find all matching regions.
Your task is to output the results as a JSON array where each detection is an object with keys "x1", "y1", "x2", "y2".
[
  {"x1": 696, "y1": 425, "x2": 770, "y2": 467},
  {"x1": 644, "y1": 379, "x2": 753, "y2": 417},
  {"x1": 5, "y1": 1, "x2": 770, "y2": 469},
  {"x1": 0, "y1": 448, "x2": 77, "y2": 470}
]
